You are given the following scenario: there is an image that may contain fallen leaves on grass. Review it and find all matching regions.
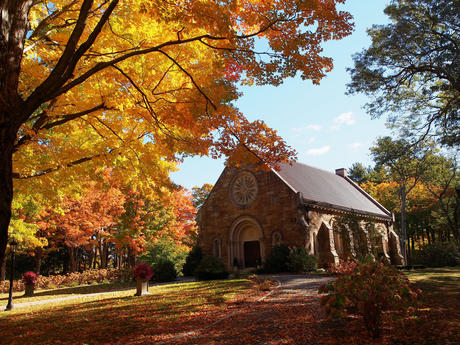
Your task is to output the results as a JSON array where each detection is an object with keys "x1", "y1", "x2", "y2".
[{"x1": 1, "y1": 269, "x2": 459, "y2": 345}]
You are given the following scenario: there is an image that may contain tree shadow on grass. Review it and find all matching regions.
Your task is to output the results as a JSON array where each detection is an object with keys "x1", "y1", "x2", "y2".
[
  {"x1": 0, "y1": 280, "x2": 255, "y2": 345},
  {"x1": 0, "y1": 281, "x2": 135, "y2": 301}
]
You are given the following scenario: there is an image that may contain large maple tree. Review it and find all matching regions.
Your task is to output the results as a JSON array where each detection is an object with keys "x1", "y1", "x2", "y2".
[{"x1": 0, "y1": 0, "x2": 353, "y2": 267}]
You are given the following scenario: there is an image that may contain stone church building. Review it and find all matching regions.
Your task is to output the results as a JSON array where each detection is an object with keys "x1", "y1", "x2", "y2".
[{"x1": 197, "y1": 162, "x2": 404, "y2": 269}]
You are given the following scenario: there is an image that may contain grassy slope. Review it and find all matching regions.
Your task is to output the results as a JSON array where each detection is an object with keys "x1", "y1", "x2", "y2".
[
  {"x1": 0, "y1": 279, "x2": 256, "y2": 344},
  {"x1": 406, "y1": 266, "x2": 460, "y2": 310},
  {"x1": 0, "y1": 281, "x2": 135, "y2": 304}
]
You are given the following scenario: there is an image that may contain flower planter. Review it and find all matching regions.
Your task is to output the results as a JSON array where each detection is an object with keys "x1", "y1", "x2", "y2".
[
  {"x1": 135, "y1": 279, "x2": 150, "y2": 296},
  {"x1": 24, "y1": 283, "x2": 35, "y2": 297}
]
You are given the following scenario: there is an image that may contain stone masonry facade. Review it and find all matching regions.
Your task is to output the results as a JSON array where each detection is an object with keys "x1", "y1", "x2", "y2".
[{"x1": 197, "y1": 165, "x2": 404, "y2": 270}]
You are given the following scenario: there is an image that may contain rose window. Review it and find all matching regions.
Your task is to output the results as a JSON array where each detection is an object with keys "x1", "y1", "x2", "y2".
[{"x1": 231, "y1": 172, "x2": 258, "y2": 206}]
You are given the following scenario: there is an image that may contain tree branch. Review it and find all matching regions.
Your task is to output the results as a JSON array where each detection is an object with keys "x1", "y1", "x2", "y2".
[
  {"x1": 14, "y1": 103, "x2": 108, "y2": 151},
  {"x1": 158, "y1": 49, "x2": 216, "y2": 110}
]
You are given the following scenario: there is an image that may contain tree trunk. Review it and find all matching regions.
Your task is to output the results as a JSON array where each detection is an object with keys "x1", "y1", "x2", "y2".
[
  {"x1": 0, "y1": 257, "x2": 6, "y2": 281},
  {"x1": 93, "y1": 246, "x2": 98, "y2": 269},
  {"x1": 35, "y1": 247, "x2": 42, "y2": 274},
  {"x1": 68, "y1": 246, "x2": 78, "y2": 272},
  {"x1": 127, "y1": 247, "x2": 136, "y2": 268},
  {"x1": 400, "y1": 184, "x2": 407, "y2": 264},
  {"x1": 0, "y1": 0, "x2": 34, "y2": 272},
  {"x1": 0, "y1": 131, "x2": 15, "y2": 272},
  {"x1": 87, "y1": 248, "x2": 93, "y2": 271},
  {"x1": 101, "y1": 240, "x2": 108, "y2": 269}
]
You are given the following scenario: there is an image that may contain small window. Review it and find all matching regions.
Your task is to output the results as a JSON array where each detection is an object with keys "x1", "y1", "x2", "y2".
[
  {"x1": 212, "y1": 238, "x2": 221, "y2": 258},
  {"x1": 271, "y1": 231, "x2": 282, "y2": 247}
]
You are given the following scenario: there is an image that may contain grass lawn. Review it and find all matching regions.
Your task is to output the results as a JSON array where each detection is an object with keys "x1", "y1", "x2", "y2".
[
  {"x1": 401, "y1": 266, "x2": 460, "y2": 343},
  {"x1": 0, "y1": 281, "x2": 135, "y2": 304},
  {"x1": 0, "y1": 279, "x2": 260, "y2": 344},
  {"x1": 1, "y1": 268, "x2": 458, "y2": 344},
  {"x1": 405, "y1": 266, "x2": 460, "y2": 307}
]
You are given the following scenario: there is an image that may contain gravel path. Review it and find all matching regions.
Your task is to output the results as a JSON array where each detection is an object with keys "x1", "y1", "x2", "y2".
[
  {"x1": 272, "y1": 274, "x2": 334, "y2": 296},
  {"x1": 163, "y1": 274, "x2": 336, "y2": 345}
]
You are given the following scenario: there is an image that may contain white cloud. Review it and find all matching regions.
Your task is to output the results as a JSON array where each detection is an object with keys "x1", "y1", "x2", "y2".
[
  {"x1": 308, "y1": 137, "x2": 316, "y2": 143},
  {"x1": 306, "y1": 145, "x2": 330, "y2": 156},
  {"x1": 331, "y1": 112, "x2": 355, "y2": 130},
  {"x1": 348, "y1": 142, "x2": 362, "y2": 150},
  {"x1": 306, "y1": 124, "x2": 322, "y2": 131},
  {"x1": 292, "y1": 124, "x2": 322, "y2": 132}
]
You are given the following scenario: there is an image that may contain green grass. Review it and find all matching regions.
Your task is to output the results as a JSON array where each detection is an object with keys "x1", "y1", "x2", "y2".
[
  {"x1": 0, "y1": 279, "x2": 254, "y2": 344},
  {"x1": 405, "y1": 266, "x2": 460, "y2": 308},
  {"x1": 0, "y1": 281, "x2": 135, "y2": 304}
]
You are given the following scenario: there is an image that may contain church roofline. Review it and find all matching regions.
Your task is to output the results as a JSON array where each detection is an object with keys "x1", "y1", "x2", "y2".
[
  {"x1": 271, "y1": 162, "x2": 393, "y2": 221},
  {"x1": 301, "y1": 197, "x2": 392, "y2": 221},
  {"x1": 337, "y1": 173, "x2": 392, "y2": 218}
]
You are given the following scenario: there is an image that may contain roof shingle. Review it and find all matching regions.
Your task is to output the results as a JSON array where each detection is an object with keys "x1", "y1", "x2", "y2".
[{"x1": 273, "y1": 162, "x2": 391, "y2": 219}]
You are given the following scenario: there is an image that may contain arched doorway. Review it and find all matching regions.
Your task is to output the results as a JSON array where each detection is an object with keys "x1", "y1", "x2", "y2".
[
  {"x1": 317, "y1": 222, "x2": 339, "y2": 268},
  {"x1": 228, "y1": 216, "x2": 265, "y2": 269}
]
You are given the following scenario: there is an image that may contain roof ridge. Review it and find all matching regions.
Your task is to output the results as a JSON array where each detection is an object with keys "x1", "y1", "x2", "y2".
[{"x1": 282, "y1": 161, "x2": 338, "y2": 176}]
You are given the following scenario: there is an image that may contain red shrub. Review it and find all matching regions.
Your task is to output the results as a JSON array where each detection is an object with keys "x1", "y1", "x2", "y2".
[
  {"x1": 319, "y1": 261, "x2": 421, "y2": 338},
  {"x1": 22, "y1": 271, "x2": 38, "y2": 286},
  {"x1": 0, "y1": 268, "x2": 134, "y2": 293},
  {"x1": 133, "y1": 263, "x2": 154, "y2": 281},
  {"x1": 327, "y1": 259, "x2": 358, "y2": 275}
]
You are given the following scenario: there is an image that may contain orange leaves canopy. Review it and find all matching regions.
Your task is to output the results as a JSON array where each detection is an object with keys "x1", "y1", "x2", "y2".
[{"x1": 14, "y1": 0, "x2": 354, "y2": 186}]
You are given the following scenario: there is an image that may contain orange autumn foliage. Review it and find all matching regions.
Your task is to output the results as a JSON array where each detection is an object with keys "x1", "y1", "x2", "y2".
[{"x1": 1, "y1": 0, "x2": 354, "y2": 267}]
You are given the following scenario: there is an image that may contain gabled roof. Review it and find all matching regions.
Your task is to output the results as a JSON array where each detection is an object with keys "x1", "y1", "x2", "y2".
[{"x1": 273, "y1": 162, "x2": 392, "y2": 220}]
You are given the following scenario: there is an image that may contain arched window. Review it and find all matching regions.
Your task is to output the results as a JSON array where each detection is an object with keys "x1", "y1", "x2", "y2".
[
  {"x1": 271, "y1": 231, "x2": 282, "y2": 247},
  {"x1": 333, "y1": 230, "x2": 343, "y2": 257},
  {"x1": 212, "y1": 237, "x2": 222, "y2": 258}
]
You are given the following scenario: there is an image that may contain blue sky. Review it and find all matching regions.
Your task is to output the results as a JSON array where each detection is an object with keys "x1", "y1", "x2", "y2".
[{"x1": 171, "y1": 0, "x2": 392, "y2": 190}]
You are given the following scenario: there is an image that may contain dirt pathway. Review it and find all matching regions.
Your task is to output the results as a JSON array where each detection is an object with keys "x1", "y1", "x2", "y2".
[{"x1": 163, "y1": 274, "x2": 335, "y2": 345}]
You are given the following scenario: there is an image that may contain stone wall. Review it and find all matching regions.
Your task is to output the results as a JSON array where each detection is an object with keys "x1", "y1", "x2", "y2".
[
  {"x1": 198, "y1": 166, "x2": 404, "y2": 269},
  {"x1": 198, "y1": 166, "x2": 307, "y2": 269}
]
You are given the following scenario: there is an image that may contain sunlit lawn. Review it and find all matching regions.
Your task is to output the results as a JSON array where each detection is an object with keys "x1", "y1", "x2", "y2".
[
  {"x1": 0, "y1": 281, "x2": 135, "y2": 304},
  {"x1": 1, "y1": 268, "x2": 459, "y2": 345},
  {"x1": 0, "y1": 279, "x2": 255, "y2": 344},
  {"x1": 401, "y1": 266, "x2": 460, "y2": 344},
  {"x1": 405, "y1": 266, "x2": 460, "y2": 308}
]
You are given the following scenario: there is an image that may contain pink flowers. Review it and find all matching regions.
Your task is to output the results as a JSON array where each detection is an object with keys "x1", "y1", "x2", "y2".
[
  {"x1": 133, "y1": 263, "x2": 154, "y2": 281},
  {"x1": 22, "y1": 271, "x2": 38, "y2": 286},
  {"x1": 1, "y1": 268, "x2": 133, "y2": 293}
]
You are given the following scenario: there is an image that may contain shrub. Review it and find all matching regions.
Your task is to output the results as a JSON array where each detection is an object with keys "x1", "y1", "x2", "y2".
[
  {"x1": 116, "y1": 267, "x2": 134, "y2": 283},
  {"x1": 22, "y1": 271, "x2": 38, "y2": 286},
  {"x1": 412, "y1": 242, "x2": 460, "y2": 267},
  {"x1": 134, "y1": 263, "x2": 154, "y2": 281},
  {"x1": 263, "y1": 245, "x2": 290, "y2": 273},
  {"x1": 319, "y1": 261, "x2": 421, "y2": 338},
  {"x1": 194, "y1": 256, "x2": 229, "y2": 281},
  {"x1": 327, "y1": 259, "x2": 358, "y2": 275},
  {"x1": 154, "y1": 259, "x2": 177, "y2": 282},
  {"x1": 288, "y1": 247, "x2": 317, "y2": 272},
  {"x1": 182, "y1": 246, "x2": 203, "y2": 276},
  {"x1": 0, "y1": 267, "x2": 134, "y2": 293},
  {"x1": 138, "y1": 237, "x2": 188, "y2": 276}
]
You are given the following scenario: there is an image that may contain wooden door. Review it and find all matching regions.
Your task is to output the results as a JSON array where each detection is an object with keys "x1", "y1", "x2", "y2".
[{"x1": 244, "y1": 241, "x2": 261, "y2": 267}]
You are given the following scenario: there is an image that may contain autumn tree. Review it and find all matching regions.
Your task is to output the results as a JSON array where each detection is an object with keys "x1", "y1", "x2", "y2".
[
  {"x1": 370, "y1": 137, "x2": 435, "y2": 262},
  {"x1": 347, "y1": 0, "x2": 460, "y2": 146},
  {"x1": 43, "y1": 177, "x2": 125, "y2": 272},
  {"x1": 420, "y1": 152, "x2": 460, "y2": 242},
  {"x1": 191, "y1": 183, "x2": 213, "y2": 209},
  {"x1": 0, "y1": 0, "x2": 353, "y2": 268}
]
